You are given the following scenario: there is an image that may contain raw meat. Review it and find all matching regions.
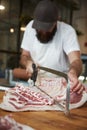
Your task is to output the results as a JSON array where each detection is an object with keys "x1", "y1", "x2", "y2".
[
  {"x1": 0, "y1": 83, "x2": 54, "y2": 111},
  {"x1": 0, "y1": 115, "x2": 34, "y2": 130},
  {"x1": 38, "y1": 77, "x2": 82, "y2": 103},
  {"x1": 0, "y1": 115, "x2": 22, "y2": 130},
  {"x1": 0, "y1": 78, "x2": 87, "y2": 112}
]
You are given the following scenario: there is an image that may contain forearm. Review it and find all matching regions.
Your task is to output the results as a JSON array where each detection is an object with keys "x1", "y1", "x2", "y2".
[{"x1": 68, "y1": 59, "x2": 82, "y2": 77}]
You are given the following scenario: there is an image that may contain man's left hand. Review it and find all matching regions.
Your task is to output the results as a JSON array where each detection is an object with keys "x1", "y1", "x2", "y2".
[{"x1": 68, "y1": 72, "x2": 84, "y2": 94}]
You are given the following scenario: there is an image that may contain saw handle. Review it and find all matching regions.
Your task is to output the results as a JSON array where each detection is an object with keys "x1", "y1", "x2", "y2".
[{"x1": 31, "y1": 63, "x2": 38, "y2": 85}]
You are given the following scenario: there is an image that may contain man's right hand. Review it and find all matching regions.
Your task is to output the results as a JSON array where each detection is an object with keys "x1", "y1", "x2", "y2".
[
  {"x1": 26, "y1": 60, "x2": 34, "y2": 77},
  {"x1": 20, "y1": 50, "x2": 37, "y2": 78}
]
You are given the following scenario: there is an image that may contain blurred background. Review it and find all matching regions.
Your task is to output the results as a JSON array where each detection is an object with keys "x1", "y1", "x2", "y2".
[{"x1": 0, "y1": 0, "x2": 87, "y2": 79}]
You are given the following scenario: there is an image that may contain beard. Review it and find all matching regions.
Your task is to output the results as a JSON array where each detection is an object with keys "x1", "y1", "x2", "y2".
[{"x1": 36, "y1": 26, "x2": 57, "y2": 44}]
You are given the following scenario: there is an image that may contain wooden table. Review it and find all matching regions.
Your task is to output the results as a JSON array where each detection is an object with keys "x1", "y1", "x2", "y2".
[{"x1": 0, "y1": 91, "x2": 87, "y2": 130}]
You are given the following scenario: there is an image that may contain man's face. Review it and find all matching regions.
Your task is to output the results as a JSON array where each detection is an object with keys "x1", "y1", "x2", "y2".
[{"x1": 36, "y1": 24, "x2": 57, "y2": 43}]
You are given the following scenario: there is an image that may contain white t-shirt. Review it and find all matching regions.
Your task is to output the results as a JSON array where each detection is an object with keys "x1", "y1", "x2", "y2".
[{"x1": 21, "y1": 20, "x2": 80, "y2": 77}]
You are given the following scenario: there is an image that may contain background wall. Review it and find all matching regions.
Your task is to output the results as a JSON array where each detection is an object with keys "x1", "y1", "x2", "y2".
[
  {"x1": 0, "y1": 0, "x2": 87, "y2": 73},
  {"x1": 73, "y1": 0, "x2": 87, "y2": 54}
]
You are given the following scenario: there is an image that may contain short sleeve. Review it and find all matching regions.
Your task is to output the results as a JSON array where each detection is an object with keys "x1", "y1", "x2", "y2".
[
  {"x1": 63, "y1": 24, "x2": 80, "y2": 55},
  {"x1": 21, "y1": 20, "x2": 35, "y2": 51}
]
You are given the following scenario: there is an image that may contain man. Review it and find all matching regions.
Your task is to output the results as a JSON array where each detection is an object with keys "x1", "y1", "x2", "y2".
[{"x1": 20, "y1": 0, "x2": 84, "y2": 94}]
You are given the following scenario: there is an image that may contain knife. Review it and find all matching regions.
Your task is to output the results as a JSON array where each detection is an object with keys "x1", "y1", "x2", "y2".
[{"x1": 0, "y1": 86, "x2": 10, "y2": 91}]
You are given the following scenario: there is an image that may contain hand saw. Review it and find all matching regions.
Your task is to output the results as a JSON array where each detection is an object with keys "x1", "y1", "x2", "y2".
[{"x1": 31, "y1": 64, "x2": 70, "y2": 116}]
